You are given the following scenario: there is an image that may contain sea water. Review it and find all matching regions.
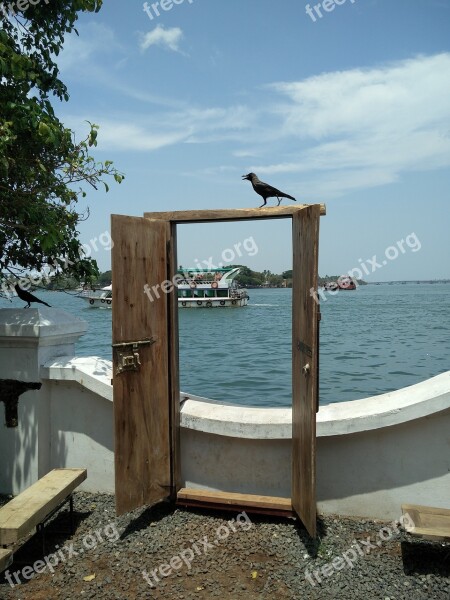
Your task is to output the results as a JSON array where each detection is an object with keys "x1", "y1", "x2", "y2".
[{"x1": 1, "y1": 283, "x2": 448, "y2": 407}]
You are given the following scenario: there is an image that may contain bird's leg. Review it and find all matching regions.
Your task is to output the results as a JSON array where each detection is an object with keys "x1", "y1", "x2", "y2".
[
  {"x1": 277, "y1": 197, "x2": 281, "y2": 206},
  {"x1": 259, "y1": 199, "x2": 267, "y2": 208}
]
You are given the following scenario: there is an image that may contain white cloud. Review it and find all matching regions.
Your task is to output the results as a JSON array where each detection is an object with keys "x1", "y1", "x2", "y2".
[
  {"x1": 233, "y1": 149, "x2": 262, "y2": 158},
  {"x1": 140, "y1": 25, "x2": 184, "y2": 53},
  {"x1": 58, "y1": 23, "x2": 118, "y2": 72},
  {"x1": 269, "y1": 53, "x2": 450, "y2": 141},
  {"x1": 93, "y1": 121, "x2": 193, "y2": 152},
  {"x1": 65, "y1": 104, "x2": 256, "y2": 153},
  {"x1": 246, "y1": 53, "x2": 450, "y2": 196},
  {"x1": 62, "y1": 52, "x2": 450, "y2": 201}
]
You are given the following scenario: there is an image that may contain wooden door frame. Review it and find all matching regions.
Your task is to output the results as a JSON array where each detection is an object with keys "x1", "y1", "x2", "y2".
[
  {"x1": 141, "y1": 204, "x2": 325, "y2": 537},
  {"x1": 291, "y1": 206, "x2": 321, "y2": 537}
]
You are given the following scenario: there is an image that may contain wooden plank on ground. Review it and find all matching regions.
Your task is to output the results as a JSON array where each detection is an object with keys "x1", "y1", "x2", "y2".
[
  {"x1": 0, "y1": 548, "x2": 13, "y2": 573},
  {"x1": 0, "y1": 468, "x2": 86, "y2": 545},
  {"x1": 401, "y1": 504, "x2": 450, "y2": 542},
  {"x1": 144, "y1": 204, "x2": 326, "y2": 224},
  {"x1": 291, "y1": 205, "x2": 320, "y2": 538},
  {"x1": 177, "y1": 488, "x2": 292, "y2": 514}
]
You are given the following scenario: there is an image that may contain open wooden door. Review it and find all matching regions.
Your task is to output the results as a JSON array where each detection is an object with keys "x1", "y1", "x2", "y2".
[
  {"x1": 291, "y1": 204, "x2": 320, "y2": 537},
  {"x1": 111, "y1": 215, "x2": 179, "y2": 516}
]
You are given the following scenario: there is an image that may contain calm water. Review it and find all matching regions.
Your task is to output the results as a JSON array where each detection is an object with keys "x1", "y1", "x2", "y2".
[{"x1": 2, "y1": 284, "x2": 449, "y2": 407}]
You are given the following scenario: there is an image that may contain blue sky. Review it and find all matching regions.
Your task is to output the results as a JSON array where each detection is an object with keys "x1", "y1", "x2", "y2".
[{"x1": 58, "y1": 0, "x2": 450, "y2": 281}]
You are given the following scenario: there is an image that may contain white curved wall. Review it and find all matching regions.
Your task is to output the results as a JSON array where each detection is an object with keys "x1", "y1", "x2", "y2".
[
  {"x1": 0, "y1": 308, "x2": 449, "y2": 521},
  {"x1": 41, "y1": 360, "x2": 450, "y2": 520}
]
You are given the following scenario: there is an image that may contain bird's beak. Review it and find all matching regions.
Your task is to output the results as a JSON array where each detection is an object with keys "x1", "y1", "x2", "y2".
[{"x1": 242, "y1": 174, "x2": 249, "y2": 180}]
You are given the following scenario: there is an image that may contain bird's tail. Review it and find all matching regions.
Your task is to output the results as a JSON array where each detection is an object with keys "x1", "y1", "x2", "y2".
[
  {"x1": 284, "y1": 194, "x2": 296, "y2": 201},
  {"x1": 38, "y1": 299, "x2": 51, "y2": 307}
]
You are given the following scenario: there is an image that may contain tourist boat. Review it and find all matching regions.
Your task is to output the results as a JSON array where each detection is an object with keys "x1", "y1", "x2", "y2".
[
  {"x1": 337, "y1": 275, "x2": 357, "y2": 290},
  {"x1": 79, "y1": 284, "x2": 112, "y2": 308},
  {"x1": 177, "y1": 267, "x2": 249, "y2": 308},
  {"x1": 79, "y1": 268, "x2": 249, "y2": 309},
  {"x1": 323, "y1": 276, "x2": 357, "y2": 291}
]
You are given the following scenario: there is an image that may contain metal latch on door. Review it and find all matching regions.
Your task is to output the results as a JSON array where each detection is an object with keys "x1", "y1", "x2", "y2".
[{"x1": 112, "y1": 338, "x2": 156, "y2": 374}]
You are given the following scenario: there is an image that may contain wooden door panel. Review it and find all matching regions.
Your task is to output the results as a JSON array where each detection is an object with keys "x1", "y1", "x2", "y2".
[
  {"x1": 111, "y1": 215, "x2": 172, "y2": 515},
  {"x1": 291, "y1": 205, "x2": 320, "y2": 537}
]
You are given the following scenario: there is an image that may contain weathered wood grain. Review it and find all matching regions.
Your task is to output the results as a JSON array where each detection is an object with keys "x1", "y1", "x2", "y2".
[
  {"x1": 167, "y1": 221, "x2": 181, "y2": 497},
  {"x1": 0, "y1": 468, "x2": 86, "y2": 545},
  {"x1": 0, "y1": 548, "x2": 12, "y2": 573},
  {"x1": 401, "y1": 504, "x2": 450, "y2": 541},
  {"x1": 112, "y1": 205, "x2": 324, "y2": 523},
  {"x1": 177, "y1": 488, "x2": 292, "y2": 512},
  {"x1": 144, "y1": 204, "x2": 326, "y2": 223},
  {"x1": 111, "y1": 215, "x2": 172, "y2": 516},
  {"x1": 291, "y1": 205, "x2": 320, "y2": 538}
]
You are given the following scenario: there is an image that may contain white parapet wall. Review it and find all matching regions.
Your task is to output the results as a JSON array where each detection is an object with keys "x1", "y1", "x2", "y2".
[
  {"x1": 0, "y1": 308, "x2": 87, "y2": 495},
  {"x1": 179, "y1": 379, "x2": 450, "y2": 519},
  {"x1": 0, "y1": 307, "x2": 449, "y2": 520}
]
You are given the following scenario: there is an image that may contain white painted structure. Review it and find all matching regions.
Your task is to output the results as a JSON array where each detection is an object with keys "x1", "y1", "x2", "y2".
[{"x1": 0, "y1": 308, "x2": 449, "y2": 520}]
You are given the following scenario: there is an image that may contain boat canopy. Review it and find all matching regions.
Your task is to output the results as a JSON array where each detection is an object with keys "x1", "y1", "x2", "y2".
[
  {"x1": 177, "y1": 267, "x2": 242, "y2": 288},
  {"x1": 177, "y1": 268, "x2": 233, "y2": 273},
  {"x1": 219, "y1": 267, "x2": 241, "y2": 283}
]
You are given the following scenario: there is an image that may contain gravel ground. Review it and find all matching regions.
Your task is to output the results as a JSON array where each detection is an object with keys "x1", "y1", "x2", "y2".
[{"x1": 0, "y1": 492, "x2": 449, "y2": 599}]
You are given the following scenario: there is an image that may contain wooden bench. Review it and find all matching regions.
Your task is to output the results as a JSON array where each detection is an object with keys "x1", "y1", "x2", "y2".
[
  {"x1": 401, "y1": 503, "x2": 450, "y2": 542},
  {"x1": 0, "y1": 548, "x2": 12, "y2": 573},
  {"x1": 0, "y1": 468, "x2": 87, "y2": 562}
]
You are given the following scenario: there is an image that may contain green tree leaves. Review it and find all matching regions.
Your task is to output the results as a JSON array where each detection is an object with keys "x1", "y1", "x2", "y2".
[{"x1": 0, "y1": 0, "x2": 123, "y2": 286}]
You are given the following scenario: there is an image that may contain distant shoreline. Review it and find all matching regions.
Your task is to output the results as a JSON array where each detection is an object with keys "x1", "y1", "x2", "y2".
[
  {"x1": 366, "y1": 279, "x2": 450, "y2": 284},
  {"x1": 245, "y1": 280, "x2": 450, "y2": 289}
]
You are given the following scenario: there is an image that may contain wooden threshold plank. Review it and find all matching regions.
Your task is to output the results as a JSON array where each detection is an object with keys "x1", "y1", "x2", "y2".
[
  {"x1": 0, "y1": 548, "x2": 13, "y2": 573},
  {"x1": 177, "y1": 488, "x2": 292, "y2": 514},
  {"x1": 144, "y1": 204, "x2": 326, "y2": 224},
  {"x1": 401, "y1": 504, "x2": 450, "y2": 541},
  {"x1": 0, "y1": 468, "x2": 87, "y2": 545}
]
